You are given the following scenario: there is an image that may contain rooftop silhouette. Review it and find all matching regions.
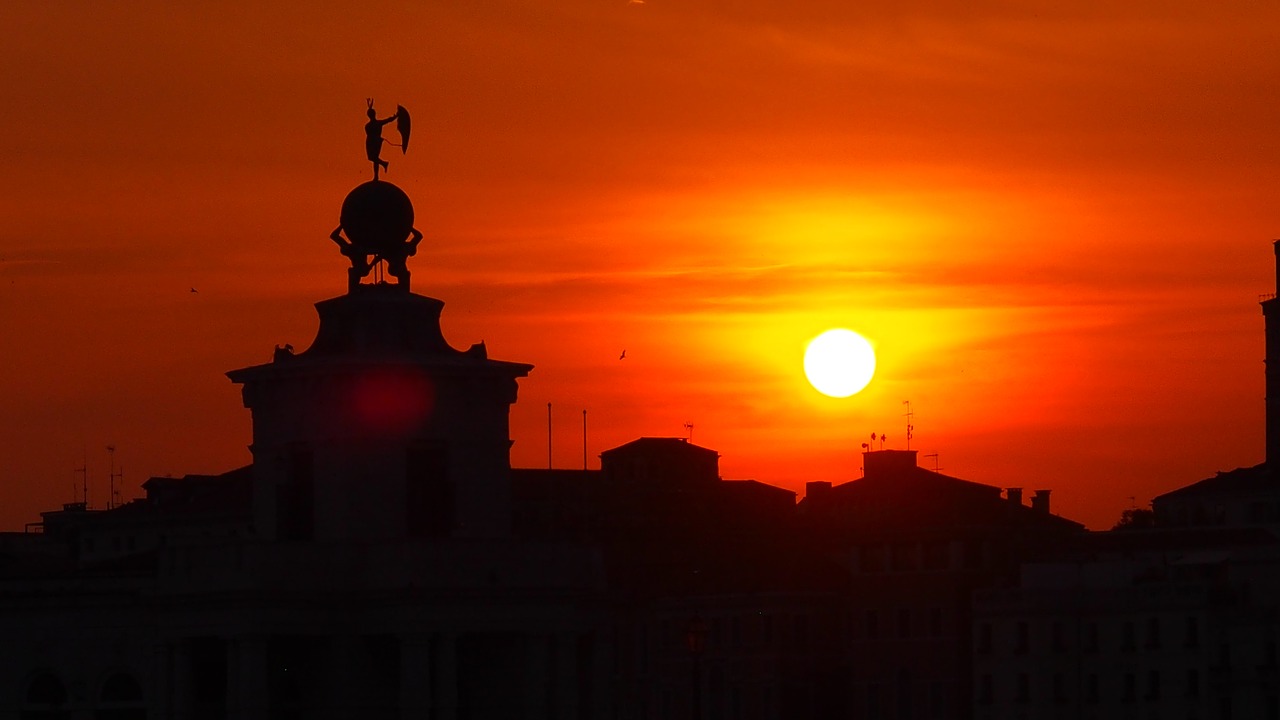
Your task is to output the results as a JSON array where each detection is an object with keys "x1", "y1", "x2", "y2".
[{"x1": 3, "y1": 115, "x2": 1280, "y2": 720}]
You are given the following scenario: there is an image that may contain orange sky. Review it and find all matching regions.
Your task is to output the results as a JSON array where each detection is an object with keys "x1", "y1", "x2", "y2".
[{"x1": 3, "y1": 1, "x2": 1280, "y2": 530}]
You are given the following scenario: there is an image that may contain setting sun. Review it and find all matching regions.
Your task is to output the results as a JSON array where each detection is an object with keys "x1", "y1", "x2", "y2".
[{"x1": 803, "y1": 329, "x2": 877, "y2": 398}]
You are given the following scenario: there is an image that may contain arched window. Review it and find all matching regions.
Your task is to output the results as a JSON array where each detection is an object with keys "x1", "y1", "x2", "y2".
[
  {"x1": 96, "y1": 672, "x2": 145, "y2": 720},
  {"x1": 21, "y1": 672, "x2": 69, "y2": 720}
]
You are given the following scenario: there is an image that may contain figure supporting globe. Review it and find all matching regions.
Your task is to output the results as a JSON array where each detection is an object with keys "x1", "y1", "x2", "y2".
[{"x1": 331, "y1": 181, "x2": 423, "y2": 293}]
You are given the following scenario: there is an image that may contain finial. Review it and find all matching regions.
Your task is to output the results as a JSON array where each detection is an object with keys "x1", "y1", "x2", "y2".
[{"x1": 328, "y1": 100, "x2": 423, "y2": 294}]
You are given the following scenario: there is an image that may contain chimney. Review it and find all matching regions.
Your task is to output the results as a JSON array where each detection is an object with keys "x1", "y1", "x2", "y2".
[
  {"x1": 863, "y1": 449, "x2": 919, "y2": 478},
  {"x1": 806, "y1": 481, "x2": 832, "y2": 502},
  {"x1": 1031, "y1": 489, "x2": 1051, "y2": 513},
  {"x1": 1266, "y1": 240, "x2": 1280, "y2": 473},
  {"x1": 1006, "y1": 488, "x2": 1023, "y2": 505}
]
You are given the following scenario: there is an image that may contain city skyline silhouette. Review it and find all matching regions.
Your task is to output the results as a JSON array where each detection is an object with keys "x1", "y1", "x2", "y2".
[{"x1": 5, "y1": 5, "x2": 1280, "y2": 716}]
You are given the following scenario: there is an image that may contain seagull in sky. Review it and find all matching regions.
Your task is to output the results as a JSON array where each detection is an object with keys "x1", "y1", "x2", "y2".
[
  {"x1": 619, "y1": 350, "x2": 626, "y2": 359},
  {"x1": 190, "y1": 287, "x2": 198, "y2": 293}
]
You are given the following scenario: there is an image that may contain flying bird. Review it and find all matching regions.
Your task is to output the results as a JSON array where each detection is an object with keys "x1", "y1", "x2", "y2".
[
  {"x1": 619, "y1": 350, "x2": 626, "y2": 360},
  {"x1": 190, "y1": 287, "x2": 199, "y2": 293}
]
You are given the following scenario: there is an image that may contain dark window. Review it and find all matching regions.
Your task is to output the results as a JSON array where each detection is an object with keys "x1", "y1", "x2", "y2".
[
  {"x1": 639, "y1": 624, "x2": 649, "y2": 673},
  {"x1": 929, "y1": 681, "x2": 944, "y2": 717},
  {"x1": 1015, "y1": 622, "x2": 1029, "y2": 654},
  {"x1": 861, "y1": 545, "x2": 886, "y2": 572},
  {"x1": 406, "y1": 441, "x2": 451, "y2": 538},
  {"x1": 867, "y1": 683, "x2": 881, "y2": 719},
  {"x1": 191, "y1": 636, "x2": 229, "y2": 713},
  {"x1": 99, "y1": 673, "x2": 143, "y2": 703},
  {"x1": 1086, "y1": 674, "x2": 1099, "y2": 703},
  {"x1": 923, "y1": 541, "x2": 948, "y2": 570},
  {"x1": 977, "y1": 675, "x2": 993, "y2": 705},
  {"x1": 1146, "y1": 617, "x2": 1161, "y2": 650},
  {"x1": 1052, "y1": 621, "x2": 1066, "y2": 652},
  {"x1": 963, "y1": 540, "x2": 984, "y2": 569},
  {"x1": 1123, "y1": 673, "x2": 1136, "y2": 702},
  {"x1": 892, "y1": 543, "x2": 917, "y2": 571},
  {"x1": 1146, "y1": 670, "x2": 1160, "y2": 701},
  {"x1": 277, "y1": 444, "x2": 314, "y2": 540},
  {"x1": 794, "y1": 615, "x2": 809, "y2": 650},
  {"x1": 1122, "y1": 621, "x2": 1136, "y2": 652},
  {"x1": 1053, "y1": 673, "x2": 1066, "y2": 704},
  {"x1": 896, "y1": 670, "x2": 912, "y2": 719},
  {"x1": 1015, "y1": 673, "x2": 1029, "y2": 703},
  {"x1": 1185, "y1": 616, "x2": 1200, "y2": 649},
  {"x1": 977, "y1": 623, "x2": 992, "y2": 654},
  {"x1": 1085, "y1": 622, "x2": 1099, "y2": 653},
  {"x1": 1187, "y1": 668, "x2": 1200, "y2": 698},
  {"x1": 26, "y1": 672, "x2": 68, "y2": 706}
]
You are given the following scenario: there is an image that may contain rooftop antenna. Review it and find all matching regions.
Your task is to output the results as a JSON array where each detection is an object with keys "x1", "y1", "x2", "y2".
[
  {"x1": 74, "y1": 449, "x2": 89, "y2": 508},
  {"x1": 902, "y1": 400, "x2": 914, "y2": 451},
  {"x1": 924, "y1": 452, "x2": 940, "y2": 472},
  {"x1": 684, "y1": 422, "x2": 694, "y2": 442},
  {"x1": 106, "y1": 445, "x2": 122, "y2": 510}
]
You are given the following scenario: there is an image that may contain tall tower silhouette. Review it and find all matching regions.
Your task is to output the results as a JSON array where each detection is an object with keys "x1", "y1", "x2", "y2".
[
  {"x1": 1263, "y1": 240, "x2": 1280, "y2": 473},
  {"x1": 227, "y1": 179, "x2": 532, "y2": 541}
]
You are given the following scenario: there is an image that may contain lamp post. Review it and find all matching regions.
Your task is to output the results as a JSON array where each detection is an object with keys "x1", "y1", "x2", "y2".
[{"x1": 685, "y1": 613, "x2": 708, "y2": 720}]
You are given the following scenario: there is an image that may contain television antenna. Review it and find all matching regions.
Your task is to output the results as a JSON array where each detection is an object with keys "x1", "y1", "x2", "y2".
[
  {"x1": 74, "y1": 448, "x2": 89, "y2": 507},
  {"x1": 106, "y1": 445, "x2": 123, "y2": 510},
  {"x1": 902, "y1": 400, "x2": 914, "y2": 450},
  {"x1": 924, "y1": 453, "x2": 940, "y2": 472}
]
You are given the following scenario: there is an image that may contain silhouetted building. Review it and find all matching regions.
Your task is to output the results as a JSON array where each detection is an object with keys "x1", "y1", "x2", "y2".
[
  {"x1": 1263, "y1": 240, "x2": 1280, "y2": 468},
  {"x1": 801, "y1": 450, "x2": 1084, "y2": 720},
  {"x1": 974, "y1": 240, "x2": 1280, "y2": 720},
  {"x1": 0, "y1": 172, "x2": 1108, "y2": 720},
  {"x1": 0, "y1": 178, "x2": 607, "y2": 720},
  {"x1": 973, "y1": 527, "x2": 1280, "y2": 720}
]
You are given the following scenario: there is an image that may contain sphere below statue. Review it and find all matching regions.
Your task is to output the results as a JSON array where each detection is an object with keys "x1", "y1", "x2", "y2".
[{"x1": 340, "y1": 181, "x2": 415, "y2": 255}]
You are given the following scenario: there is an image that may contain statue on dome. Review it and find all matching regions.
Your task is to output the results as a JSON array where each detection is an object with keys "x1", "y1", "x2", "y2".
[
  {"x1": 330, "y1": 99, "x2": 422, "y2": 293},
  {"x1": 330, "y1": 224, "x2": 423, "y2": 293},
  {"x1": 364, "y1": 98, "x2": 411, "y2": 181}
]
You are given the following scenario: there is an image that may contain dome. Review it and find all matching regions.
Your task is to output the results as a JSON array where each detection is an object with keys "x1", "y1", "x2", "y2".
[{"x1": 339, "y1": 181, "x2": 415, "y2": 255}]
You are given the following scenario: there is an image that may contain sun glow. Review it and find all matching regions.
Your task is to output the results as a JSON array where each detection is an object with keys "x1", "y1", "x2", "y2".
[{"x1": 804, "y1": 329, "x2": 876, "y2": 398}]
